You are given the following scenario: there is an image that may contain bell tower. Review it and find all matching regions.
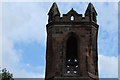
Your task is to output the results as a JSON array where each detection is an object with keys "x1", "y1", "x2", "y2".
[{"x1": 45, "y1": 2, "x2": 99, "y2": 80}]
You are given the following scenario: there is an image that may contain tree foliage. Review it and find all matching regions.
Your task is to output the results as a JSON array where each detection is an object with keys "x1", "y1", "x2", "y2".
[{"x1": 0, "y1": 68, "x2": 14, "y2": 80}]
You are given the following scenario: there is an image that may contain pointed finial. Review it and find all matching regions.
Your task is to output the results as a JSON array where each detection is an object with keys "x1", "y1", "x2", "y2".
[
  {"x1": 48, "y1": 2, "x2": 60, "y2": 22},
  {"x1": 71, "y1": 8, "x2": 73, "y2": 10},
  {"x1": 48, "y1": 2, "x2": 60, "y2": 16},
  {"x1": 89, "y1": 2, "x2": 92, "y2": 5},
  {"x1": 88, "y1": 2, "x2": 94, "y2": 9},
  {"x1": 85, "y1": 2, "x2": 97, "y2": 16}
]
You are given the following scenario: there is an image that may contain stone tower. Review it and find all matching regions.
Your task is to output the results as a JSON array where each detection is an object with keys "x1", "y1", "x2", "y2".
[{"x1": 45, "y1": 2, "x2": 99, "y2": 80}]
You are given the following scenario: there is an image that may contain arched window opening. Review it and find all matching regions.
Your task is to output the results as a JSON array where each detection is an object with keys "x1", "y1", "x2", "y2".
[
  {"x1": 68, "y1": 59, "x2": 71, "y2": 62},
  {"x1": 75, "y1": 65, "x2": 78, "y2": 68},
  {"x1": 74, "y1": 59, "x2": 77, "y2": 62},
  {"x1": 67, "y1": 65, "x2": 70, "y2": 68},
  {"x1": 70, "y1": 16, "x2": 74, "y2": 21},
  {"x1": 67, "y1": 70, "x2": 70, "y2": 73},
  {"x1": 74, "y1": 70, "x2": 77, "y2": 74},
  {"x1": 66, "y1": 36, "x2": 78, "y2": 74}
]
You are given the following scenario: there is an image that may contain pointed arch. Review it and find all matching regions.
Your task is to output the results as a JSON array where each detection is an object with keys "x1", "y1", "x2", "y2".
[
  {"x1": 63, "y1": 32, "x2": 80, "y2": 74},
  {"x1": 66, "y1": 35, "x2": 77, "y2": 61}
]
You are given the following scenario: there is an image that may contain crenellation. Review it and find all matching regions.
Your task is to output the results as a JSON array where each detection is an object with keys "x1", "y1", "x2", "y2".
[{"x1": 52, "y1": 12, "x2": 93, "y2": 22}]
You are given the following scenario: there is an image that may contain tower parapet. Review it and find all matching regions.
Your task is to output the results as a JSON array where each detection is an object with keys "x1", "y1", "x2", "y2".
[{"x1": 47, "y1": 2, "x2": 97, "y2": 24}]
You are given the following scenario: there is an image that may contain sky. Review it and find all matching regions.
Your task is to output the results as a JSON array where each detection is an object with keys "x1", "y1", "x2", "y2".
[{"x1": 1, "y1": 1, "x2": 119, "y2": 79}]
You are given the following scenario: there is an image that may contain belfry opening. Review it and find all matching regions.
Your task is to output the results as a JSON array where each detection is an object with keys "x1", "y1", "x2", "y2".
[{"x1": 66, "y1": 35, "x2": 78, "y2": 74}]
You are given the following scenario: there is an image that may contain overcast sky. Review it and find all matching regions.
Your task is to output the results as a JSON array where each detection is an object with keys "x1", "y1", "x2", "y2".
[{"x1": 1, "y1": 1, "x2": 119, "y2": 78}]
